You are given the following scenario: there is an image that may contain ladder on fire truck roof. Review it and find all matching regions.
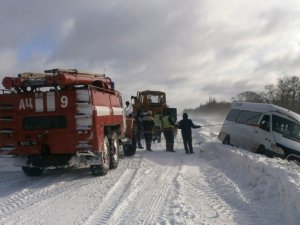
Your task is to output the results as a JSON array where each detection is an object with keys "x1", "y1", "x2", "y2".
[
  {"x1": 2, "y1": 69, "x2": 112, "y2": 91},
  {"x1": 43, "y1": 68, "x2": 106, "y2": 77}
]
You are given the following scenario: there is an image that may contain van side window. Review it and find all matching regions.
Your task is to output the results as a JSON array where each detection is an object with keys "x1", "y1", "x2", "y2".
[
  {"x1": 259, "y1": 115, "x2": 270, "y2": 132},
  {"x1": 225, "y1": 109, "x2": 240, "y2": 122},
  {"x1": 236, "y1": 110, "x2": 262, "y2": 125},
  {"x1": 272, "y1": 115, "x2": 300, "y2": 141}
]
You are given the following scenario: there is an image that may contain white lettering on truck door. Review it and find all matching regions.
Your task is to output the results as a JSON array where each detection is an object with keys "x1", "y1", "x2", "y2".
[
  {"x1": 19, "y1": 98, "x2": 33, "y2": 110},
  {"x1": 47, "y1": 92, "x2": 55, "y2": 111},
  {"x1": 19, "y1": 95, "x2": 68, "y2": 111},
  {"x1": 60, "y1": 96, "x2": 68, "y2": 108},
  {"x1": 35, "y1": 92, "x2": 44, "y2": 112}
]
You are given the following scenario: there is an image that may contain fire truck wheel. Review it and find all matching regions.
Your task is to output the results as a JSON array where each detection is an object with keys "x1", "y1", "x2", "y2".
[
  {"x1": 109, "y1": 132, "x2": 120, "y2": 169},
  {"x1": 90, "y1": 136, "x2": 110, "y2": 176},
  {"x1": 123, "y1": 135, "x2": 137, "y2": 156},
  {"x1": 22, "y1": 166, "x2": 44, "y2": 176}
]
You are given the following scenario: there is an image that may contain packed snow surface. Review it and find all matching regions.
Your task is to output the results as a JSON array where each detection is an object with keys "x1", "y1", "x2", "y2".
[{"x1": 0, "y1": 116, "x2": 300, "y2": 225}]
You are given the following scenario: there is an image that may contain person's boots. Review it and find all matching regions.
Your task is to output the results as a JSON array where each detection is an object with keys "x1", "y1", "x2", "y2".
[
  {"x1": 170, "y1": 143, "x2": 175, "y2": 152},
  {"x1": 137, "y1": 142, "x2": 144, "y2": 149},
  {"x1": 146, "y1": 142, "x2": 152, "y2": 151}
]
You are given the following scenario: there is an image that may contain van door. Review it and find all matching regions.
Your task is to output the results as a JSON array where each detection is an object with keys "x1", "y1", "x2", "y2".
[
  {"x1": 236, "y1": 123, "x2": 254, "y2": 150},
  {"x1": 235, "y1": 110, "x2": 262, "y2": 151},
  {"x1": 251, "y1": 114, "x2": 272, "y2": 153}
]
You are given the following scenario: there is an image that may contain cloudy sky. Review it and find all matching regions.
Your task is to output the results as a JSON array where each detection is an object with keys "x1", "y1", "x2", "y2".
[{"x1": 1, "y1": 0, "x2": 300, "y2": 111}]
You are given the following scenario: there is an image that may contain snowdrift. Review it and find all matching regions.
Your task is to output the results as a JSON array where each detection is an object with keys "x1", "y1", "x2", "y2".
[{"x1": 201, "y1": 142, "x2": 300, "y2": 224}]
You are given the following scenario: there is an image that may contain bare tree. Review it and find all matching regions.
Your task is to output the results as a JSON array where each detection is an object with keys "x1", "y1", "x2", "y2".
[
  {"x1": 288, "y1": 76, "x2": 300, "y2": 110},
  {"x1": 264, "y1": 84, "x2": 279, "y2": 103},
  {"x1": 233, "y1": 91, "x2": 263, "y2": 103},
  {"x1": 277, "y1": 76, "x2": 293, "y2": 108},
  {"x1": 263, "y1": 75, "x2": 300, "y2": 112},
  {"x1": 185, "y1": 75, "x2": 300, "y2": 114}
]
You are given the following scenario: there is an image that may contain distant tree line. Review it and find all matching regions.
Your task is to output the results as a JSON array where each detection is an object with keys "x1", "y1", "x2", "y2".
[
  {"x1": 184, "y1": 75, "x2": 300, "y2": 115},
  {"x1": 183, "y1": 97, "x2": 231, "y2": 116}
]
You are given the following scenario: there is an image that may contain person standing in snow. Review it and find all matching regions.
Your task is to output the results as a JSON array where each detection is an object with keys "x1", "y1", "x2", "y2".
[
  {"x1": 162, "y1": 111, "x2": 176, "y2": 152},
  {"x1": 177, "y1": 113, "x2": 201, "y2": 154},
  {"x1": 153, "y1": 112, "x2": 162, "y2": 143},
  {"x1": 142, "y1": 111, "x2": 155, "y2": 151},
  {"x1": 124, "y1": 101, "x2": 133, "y2": 117},
  {"x1": 135, "y1": 109, "x2": 144, "y2": 149}
]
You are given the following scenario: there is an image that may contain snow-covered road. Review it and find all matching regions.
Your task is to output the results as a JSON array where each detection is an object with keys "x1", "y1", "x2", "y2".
[{"x1": 0, "y1": 118, "x2": 300, "y2": 225}]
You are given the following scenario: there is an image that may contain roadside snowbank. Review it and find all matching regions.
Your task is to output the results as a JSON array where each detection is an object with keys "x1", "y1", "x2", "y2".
[{"x1": 201, "y1": 142, "x2": 300, "y2": 224}]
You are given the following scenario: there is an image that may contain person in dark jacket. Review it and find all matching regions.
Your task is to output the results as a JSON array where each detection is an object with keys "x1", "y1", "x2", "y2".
[
  {"x1": 162, "y1": 111, "x2": 176, "y2": 152},
  {"x1": 135, "y1": 109, "x2": 144, "y2": 149},
  {"x1": 153, "y1": 112, "x2": 162, "y2": 143},
  {"x1": 124, "y1": 101, "x2": 133, "y2": 117},
  {"x1": 177, "y1": 113, "x2": 201, "y2": 154},
  {"x1": 142, "y1": 111, "x2": 155, "y2": 151}
]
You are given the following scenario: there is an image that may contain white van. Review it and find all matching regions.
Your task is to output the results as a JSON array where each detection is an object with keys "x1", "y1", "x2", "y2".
[{"x1": 218, "y1": 102, "x2": 300, "y2": 160}]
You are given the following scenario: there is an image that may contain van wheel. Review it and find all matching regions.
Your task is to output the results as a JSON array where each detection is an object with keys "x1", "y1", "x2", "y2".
[
  {"x1": 223, "y1": 136, "x2": 230, "y2": 145},
  {"x1": 90, "y1": 136, "x2": 110, "y2": 176},
  {"x1": 22, "y1": 166, "x2": 44, "y2": 176},
  {"x1": 256, "y1": 145, "x2": 265, "y2": 154},
  {"x1": 109, "y1": 132, "x2": 120, "y2": 169}
]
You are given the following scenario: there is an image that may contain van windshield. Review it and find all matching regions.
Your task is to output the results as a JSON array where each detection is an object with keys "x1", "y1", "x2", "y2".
[{"x1": 272, "y1": 115, "x2": 300, "y2": 142}]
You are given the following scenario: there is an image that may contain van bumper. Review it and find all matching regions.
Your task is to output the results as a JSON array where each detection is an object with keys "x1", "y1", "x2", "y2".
[{"x1": 272, "y1": 144, "x2": 300, "y2": 161}]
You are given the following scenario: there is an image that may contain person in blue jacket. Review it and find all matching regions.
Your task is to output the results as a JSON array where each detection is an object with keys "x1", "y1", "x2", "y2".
[{"x1": 177, "y1": 113, "x2": 201, "y2": 154}]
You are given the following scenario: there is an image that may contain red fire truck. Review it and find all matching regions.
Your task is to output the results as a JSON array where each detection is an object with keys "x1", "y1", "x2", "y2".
[{"x1": 0, "y1": 69, "x2": 136, "y2": 176}]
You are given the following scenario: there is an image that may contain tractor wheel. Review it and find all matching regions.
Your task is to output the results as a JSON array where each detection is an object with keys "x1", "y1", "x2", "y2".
[
  {"x1": 123, "y1": 135, "x2": 137, "y2": 156},
  {"x1": 22, "y1": 166, "x2": 44, "y2": 176},
  {"x1": 109, "y1": 132, "x2": 120, "y2": 169},
  {"x1": 90, "y1": 136, "x2": 110, "y2": 176}
]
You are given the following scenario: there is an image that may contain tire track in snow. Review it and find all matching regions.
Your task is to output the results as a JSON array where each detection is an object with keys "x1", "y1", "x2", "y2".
[
  {"x1": 0, "y1": 171, "x2": 26, "y2": 197},
  {"x1": 0, "y1": 157, "x2": 143, "y2": 225},
  {"x1": 0, "y1": 172, "x2": 105, "y2": 223},
  {"x1": 157, "y1": 162, "x2": 235, "y2": 225},
  {"x1": 8, "y1": 157, "x2": 143, "y2": 225},
  {"x1": 0, "y1": 158, "x2": 139, "y2": 223},
  {"x1": 157, "y1": 150, "x2": 268, "y2": 225},
  {"x1": 138, "y1": 166, "x2": 179, "y2": 225},
  {"x1": 82, "y1": 169, "x2": 138, "y2": 225},
  {"x1": 82, "y1": 157, "x2": 142, "y2": 225},
  {"x1": 180, "y1": 175, "x2": 235, "y2": 223},
  {"x1": 0, "y1": 171, "x2": 22, "y2": 181},
  {"x1": 199, "y1": 159, "x2": 270, "y2": 225},
  {"x1": 106, "y1": 159, "x2": 181, "y2": 225}
]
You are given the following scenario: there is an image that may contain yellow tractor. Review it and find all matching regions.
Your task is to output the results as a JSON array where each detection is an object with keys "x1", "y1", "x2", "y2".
[
  {"x1": 131, "y1": 90, "x2": 177, "y2": 143},
  {"x1": 131, "y1": 90, "x2": 177, "y2": 121}
]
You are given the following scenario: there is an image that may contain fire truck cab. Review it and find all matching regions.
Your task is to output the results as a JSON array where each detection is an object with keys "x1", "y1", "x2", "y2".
[{"x1": 0, "y1": 69, "x2": 136, "y2": 176}]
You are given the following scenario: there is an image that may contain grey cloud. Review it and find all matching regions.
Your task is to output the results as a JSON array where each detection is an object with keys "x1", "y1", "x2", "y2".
[
  {"x1": 50, "y1": 0, "x2": 205, "y2": 66},
  {"x1": 254, "y1": 53, "x2": 300, "y2": 76},
  {"x1": 1, "y1": 0, "x2": 300, "y2": 112},
  {"x1": 201, "y1": 78, "x2": 262, "y2": 99}
]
